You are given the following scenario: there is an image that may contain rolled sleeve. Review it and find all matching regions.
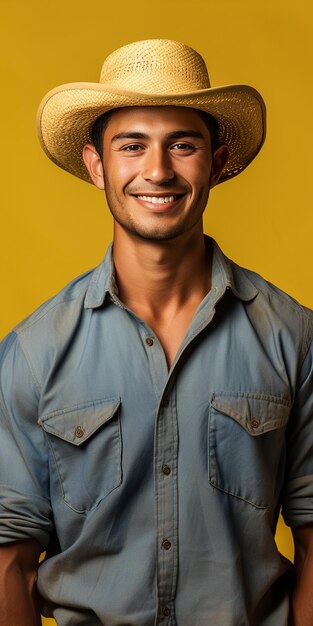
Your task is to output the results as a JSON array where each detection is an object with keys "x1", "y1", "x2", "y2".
[
  {"x1": 0, "y1": 488, "x2": 53, "y2": 547},
  {"x1": 0, "y1": 331, "x2": 53, "y2": 547},
  {"x1": 282, "y1": 318, "x2": 313, "y2": 527}
]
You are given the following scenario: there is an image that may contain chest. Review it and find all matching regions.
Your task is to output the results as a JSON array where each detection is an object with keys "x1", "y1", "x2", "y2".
[
  {"x1": 37, "y1": 300, "x2": 292, "y2": 519},
  {"x1": 37, "y1": 295, "x2": 295, "y2": 420}
]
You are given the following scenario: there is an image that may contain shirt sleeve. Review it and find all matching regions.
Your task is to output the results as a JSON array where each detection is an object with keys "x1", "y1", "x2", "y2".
[
  {"x1": 281, "y1": 312, "x2": 313, "y2": 527},
  {"x1": 0, "y1": 331, "x2": 53, "y2": 548}
]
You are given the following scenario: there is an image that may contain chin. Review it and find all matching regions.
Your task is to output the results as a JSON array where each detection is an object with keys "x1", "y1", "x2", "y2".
[
  {"x1": 115, "y1": 216, "x2": 197, "y2": 242},
  {"x1": 128, "y1": 226, "x2": 190, "y2": 242}
]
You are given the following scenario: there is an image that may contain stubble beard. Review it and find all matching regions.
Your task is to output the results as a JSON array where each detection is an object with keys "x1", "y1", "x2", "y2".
[{"x1": 104, "y1": 179, "x2": 210, "y2": 243}]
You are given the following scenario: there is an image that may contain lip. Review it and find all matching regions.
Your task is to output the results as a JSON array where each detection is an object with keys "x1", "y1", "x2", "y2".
[
  {"x1": 132, "y1": 192, "x2": 185, "y2": 197},
  {"x1": 131, "y1": 193, "x2": 185, "y2": 212}
]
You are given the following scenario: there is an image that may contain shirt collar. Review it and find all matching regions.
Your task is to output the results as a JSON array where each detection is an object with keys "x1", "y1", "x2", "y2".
[
  {"x1": 84, "y1": 237, "x2": 258, "y2": 310},
  {"x1": 210, "y1": 237, "x2": 259, "y2": 302},
  {"x1": 84, "y1": 242, "x2": 116, "y2": 309}
]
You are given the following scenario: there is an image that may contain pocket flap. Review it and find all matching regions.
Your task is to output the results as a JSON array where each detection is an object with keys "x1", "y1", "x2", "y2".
[
  {"x1": 39, "y1": 397, "x2": 121, "y2": 445},
  {"x1": 211, "y1": 393, "x2": 290, "y2": 435}
]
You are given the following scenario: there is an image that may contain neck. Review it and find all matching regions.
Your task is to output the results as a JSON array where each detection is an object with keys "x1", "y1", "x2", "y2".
[{"x1": 112, "y1": 223, "x2": 212, "y2": 316}]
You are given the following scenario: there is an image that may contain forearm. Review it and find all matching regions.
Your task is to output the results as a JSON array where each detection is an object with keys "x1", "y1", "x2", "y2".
[
  {"x1": 289, "y1": 569, "x2": 313, "y2": 624},
  {"x1": 0, "y1": 542, "x2": 42, "y2": 626},
  {"x1": 0, "y1": 563, "x2": 41, "y2": 626},
  {"x1": 289, "y1": 528, "x2": 313, "y2": 626}
]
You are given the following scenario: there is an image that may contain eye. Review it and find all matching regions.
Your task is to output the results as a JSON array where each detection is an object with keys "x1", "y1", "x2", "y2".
[
  {"x1": 122, "y1": 144, "x2": 144, "y2": 152},
  {"x1": 171, "y1": 142, "x2": 196, "y2": 152}
]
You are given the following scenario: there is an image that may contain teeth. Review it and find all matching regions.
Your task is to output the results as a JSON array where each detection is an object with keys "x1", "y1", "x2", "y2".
[{"x1": 137, "y1": 195, "x2": 176, "y2": 204}]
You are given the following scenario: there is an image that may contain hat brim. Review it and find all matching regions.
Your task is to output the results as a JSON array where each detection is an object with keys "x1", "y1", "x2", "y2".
[{"x1": 36, "y1": 82, "x2": 266, "y2": 184}]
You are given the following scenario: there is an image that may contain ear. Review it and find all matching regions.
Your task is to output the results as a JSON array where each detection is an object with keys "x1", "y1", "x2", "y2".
[
  {"x1": 82, "y1": 143, "x2": 105, "y2": 190},
  {"x1": 210, "y1": 145, "x2": 229, "y2": 188}
]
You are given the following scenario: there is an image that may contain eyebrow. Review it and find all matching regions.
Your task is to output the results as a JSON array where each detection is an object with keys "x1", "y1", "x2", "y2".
[{"x1": 111, "y1": 130, "x2": 205, "y2": 143}]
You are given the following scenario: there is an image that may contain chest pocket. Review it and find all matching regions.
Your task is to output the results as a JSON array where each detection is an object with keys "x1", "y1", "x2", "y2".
[
  {"x1": 208, "y1": 393, "x2": 290, "y2": 509},
  {"x1": 39, "y1": 397, "x2": 121, "y2": 513}
]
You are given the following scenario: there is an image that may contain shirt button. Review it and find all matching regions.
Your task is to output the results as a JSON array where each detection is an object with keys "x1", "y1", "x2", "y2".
[
  {"x1": 163, "y1": 606, "x2": 171, "y2": 617},
  {"x1": 162, "y1": 539, "x2": 171, "y2": 550},
  {"x1": 74, "y1": 426, "x2": 84, "y2": 438},
  {"x1": 162, "y1": 464, "x2": 171, "y2": 476},
  {"x1": 251, "y1": 419, "x2": 260, "y2": 429},
  {"x1": 145, "y1": 337, "x2": 154, "y2": 346}
]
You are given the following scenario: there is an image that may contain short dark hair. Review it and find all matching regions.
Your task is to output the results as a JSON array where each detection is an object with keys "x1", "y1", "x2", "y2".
[{"x1": 91, "y1": 107, "x2": 220, "y2": 159}]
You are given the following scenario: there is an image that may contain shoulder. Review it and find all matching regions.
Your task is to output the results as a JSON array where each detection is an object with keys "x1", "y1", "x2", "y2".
[
  {"x1": 229, "y1": 257, "x2": 313, "y2": 359},
  {"x1": 244, "y1": 264, "x2": 311, "y2": 317},
  {"x1": 13, "y1": 267, "x2": 95, "y2": 336},
  {"x1": 212, "y1": 238, "x2": 312, "y2": 330},
  {"x1": 240, "y1": 261, "x2": 312, "y2": 322},
  {"x1": 0, "y1": 266, "x2": 98, "y2": 387}
]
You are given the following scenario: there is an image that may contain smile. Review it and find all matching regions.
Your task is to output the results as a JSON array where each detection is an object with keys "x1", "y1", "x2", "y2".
[{"x1": 135, "y1": 194, "x2": 181, "y2": 204}]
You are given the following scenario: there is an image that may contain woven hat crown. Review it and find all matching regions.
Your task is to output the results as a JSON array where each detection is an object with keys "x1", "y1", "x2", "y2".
[{"x1": 99, "y1": 39, "x2": 211, "y2": 94}]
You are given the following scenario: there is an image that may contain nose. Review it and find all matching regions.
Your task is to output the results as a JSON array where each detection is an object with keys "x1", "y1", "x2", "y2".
[{"x1": 142, "y1": 145, "x2": 175, "y2": 183}]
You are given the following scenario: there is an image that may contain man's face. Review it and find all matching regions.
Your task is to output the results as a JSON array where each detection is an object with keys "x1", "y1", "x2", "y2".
[{"x1": 98, "y1": 106, "x2": 222, "y2": 242}]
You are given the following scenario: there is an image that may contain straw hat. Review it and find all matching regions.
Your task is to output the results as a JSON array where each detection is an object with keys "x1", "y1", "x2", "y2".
[{"x1": 37, "y1": 39, "x2": 266, "y2": 184}]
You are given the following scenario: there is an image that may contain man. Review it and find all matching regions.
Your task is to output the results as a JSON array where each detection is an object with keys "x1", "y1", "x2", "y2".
[{"x1": 0, "y1": 39, "x2": 312, "y2": 626}]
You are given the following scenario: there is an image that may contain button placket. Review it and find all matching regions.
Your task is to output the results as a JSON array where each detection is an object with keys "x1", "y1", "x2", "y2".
[
  {"x1": 137, "y1": 325, "x2": 180, "y2": 624},
  {"x1": 139, "y1": 324, "x2": 168, "y2": 394},
  {"x1": 154, "y1": 390, "x2": 178, "y2": 624}
]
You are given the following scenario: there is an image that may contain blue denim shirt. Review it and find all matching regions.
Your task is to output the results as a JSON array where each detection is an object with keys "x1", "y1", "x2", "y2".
[{"x1": 0, "y1": 237, "x2": 312, "y2": 626}]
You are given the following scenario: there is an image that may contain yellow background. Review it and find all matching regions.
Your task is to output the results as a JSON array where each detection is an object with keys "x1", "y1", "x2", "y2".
[{"x1": 1, "y1": 1, "x2": 312, "y2": 624}]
